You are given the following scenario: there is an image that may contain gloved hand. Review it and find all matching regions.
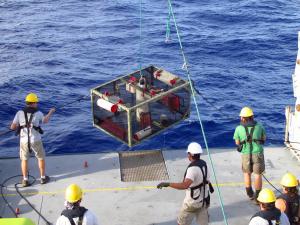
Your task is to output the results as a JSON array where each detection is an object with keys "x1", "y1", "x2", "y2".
[{"x1": 157, "y1": 182, "x2": 170, "y2": 189}]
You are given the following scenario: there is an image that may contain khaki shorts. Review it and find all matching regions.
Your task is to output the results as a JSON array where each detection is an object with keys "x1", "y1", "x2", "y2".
[
  {"x1": 241, "y1": 152, "x2": 265, "y2": 174},
  {"x1": 20, "y1": 141, "x2": 45, "y2": 160},
  {"x1": 177, "y1": 202, "x2": 208, "y2": 225}
]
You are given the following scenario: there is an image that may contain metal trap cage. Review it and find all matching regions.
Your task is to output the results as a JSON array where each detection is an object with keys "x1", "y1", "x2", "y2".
[{"x1": 90, "y1": 65, "x2": 191, "y2": 147}]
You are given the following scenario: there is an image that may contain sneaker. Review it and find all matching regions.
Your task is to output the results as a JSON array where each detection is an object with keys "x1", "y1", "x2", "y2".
[
  {"x1": 22, "y1": 179, "x2": 30, "y2": 187},
  {"x1": 40, "y1": 176, "x2": 50, "y2": 184},
  {"x1": 246, "y1": 187, "x2": 254, "y2": 200}
]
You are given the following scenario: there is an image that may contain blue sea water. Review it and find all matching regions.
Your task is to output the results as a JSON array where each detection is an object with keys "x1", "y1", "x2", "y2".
[{"x1": 0, "y1": 0, "x2": 299, "y2": 157}]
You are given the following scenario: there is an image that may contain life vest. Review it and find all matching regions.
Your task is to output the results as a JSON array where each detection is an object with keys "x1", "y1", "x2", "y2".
[
  {"x1": 278, "y1": 193, "x2": 300, "y2": 225},
  {"x1": 15, "y1": 107, "x2": 43, "y2": 153},
  {"x1": 61, "y1": 206, "x2": 88, "y2": 225},
  {"x1": 251, "y1": 208, "x2": 281, "y2": 225},
  {"x1": 239, "y1": 121, "x2": 264, "y2": 152},
  {"x1": 183, "y1": 159, "x2": 213, "y2": 206}
]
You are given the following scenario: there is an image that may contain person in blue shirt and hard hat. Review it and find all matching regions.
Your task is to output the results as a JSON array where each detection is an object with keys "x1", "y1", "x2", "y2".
[{"x1": 157, "y1": 142, "x2": 213, "y2": 225}]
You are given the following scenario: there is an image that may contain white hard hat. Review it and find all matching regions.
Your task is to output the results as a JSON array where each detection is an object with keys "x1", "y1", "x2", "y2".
[{"x1": 186, "y1": 142, "x2": 203, "y2": 155}]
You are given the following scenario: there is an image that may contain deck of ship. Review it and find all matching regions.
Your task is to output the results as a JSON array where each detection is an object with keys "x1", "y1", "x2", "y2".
[{"x1": 0, "y1": 147, "x2": 299, "y2": 225}]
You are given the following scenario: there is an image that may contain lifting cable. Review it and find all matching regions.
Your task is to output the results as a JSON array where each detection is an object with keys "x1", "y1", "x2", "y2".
[
  {"x1": 165, "y1": 3, "x2": 171, "y2": 43},
  {"x1": 56, "y1": 95, "x2": 89, "y2": 110},
  {"x1": 192, "y1": 87, "x2": 234, "y2": 121},
  {"x1": 138, "y1": 0, "x2": 143, "y2": 78},
  {"x1": 165, "y1": 6, "x2": 233, "y2": 122},
  {"x1": 166, "y1": 0, "x2": 229, "y2": 224},
  {"x1": 0, "y1": 95, "x2": 90, "y2": 138}
]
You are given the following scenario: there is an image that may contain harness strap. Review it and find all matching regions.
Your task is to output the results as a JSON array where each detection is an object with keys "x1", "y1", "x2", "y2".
[
  {"x1": 65, "y1": 215, "x2": 84, "y2": 225},
  {"x1": 66, "y1": 216, "x2": 76, "y2": 225},
  {"x1": 244, "y1": 126, "x2": 254, "y2": 164},
  {"x1": 190, "y1": 166, "x2": 205, "y2": 201},
  {"x1": 61, "y1": 207, "x2": 87, "y2": 225},
  {"x1": 240, "y1": 122, "x2": 265, "y2": 148},
  {"x1": 24, "y1": 112, "x2": 34, "y2": 153},
  {"x1": 200, "y1": 164, "x2": 207, "y2": 207},
  {"x1": 240, "y1": 139, "x2": 265, "y2": 145},
  {"x1": 184, "y1": 159, "x2": 210, "y2": 206},
  {"x1": 244, "y1": 126, "x2": 255, "y2": 151},
  {"x1": 16, "y1": 108, "x2": 43, "y2": 137},
  {"x1": 19, "y1": 125, "x2": 43, "y2": 133},
  {"x1": 77, "y1": 216, "x2": 84, "y2": 225}
]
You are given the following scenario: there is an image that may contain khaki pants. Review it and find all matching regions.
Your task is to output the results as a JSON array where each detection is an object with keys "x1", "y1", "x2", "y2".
[
  {"x1": 241, "y1": 152, "x2": 265, "y2": 174},
  {"x1": 20, "y1": 141, "x2": 45, "y2": 160},
  {"x1": 177, "y1": 202, "x2": 208, "y2": 225}
]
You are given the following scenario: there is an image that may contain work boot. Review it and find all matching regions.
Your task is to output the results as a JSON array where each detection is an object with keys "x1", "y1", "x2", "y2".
[
  {"x1": 254, "y1": 189, "x2": 261, "y2": 205},
  {"x1": 246, "y1": 187, "x2": 254, "y2": 200},
  {"x1": 22, "y1": 179, "x2": 30, "y2": 187},
  {"x1": 40, "y1": 176, "x2": 50, "y2": 184}
]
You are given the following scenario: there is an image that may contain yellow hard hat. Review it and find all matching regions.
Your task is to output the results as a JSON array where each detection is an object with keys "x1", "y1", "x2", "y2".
[
  {"x1": 257, "y1": 188, "x2": 276, "y2": 203},
  {"x1": 280, "y1": 172, "x2": 298, "y2": 187},
  {"x1": 65, "y1": 184, "x2": 83, "y2": 203},
  {"x1": 25, "y1": 93, "x2": 39, "y2": 103},
  {"x1": 239, "y1": 107, "x2": 254, "y2": 117}
]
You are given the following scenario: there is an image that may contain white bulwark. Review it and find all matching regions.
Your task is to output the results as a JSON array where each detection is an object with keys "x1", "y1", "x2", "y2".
[{"x1": 285, "y1": 31, "x2": 300, "y2": 161}]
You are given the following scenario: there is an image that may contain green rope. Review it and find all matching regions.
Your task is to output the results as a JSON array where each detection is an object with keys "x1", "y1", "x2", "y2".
[
  {"x1": 165, "y1": 3, "x2": 171, "y2": 42},
  {"x1": 166, "y1": 0, "x2": 229, "y2": 224},
  {"x1": 139, "y1": 0, "x2": 143, "y2": 77}
]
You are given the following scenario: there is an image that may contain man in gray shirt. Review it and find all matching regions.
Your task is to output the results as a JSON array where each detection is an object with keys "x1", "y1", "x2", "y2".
[{"x1": 10, "y1": 93, "x2": 55, "y2": 187}]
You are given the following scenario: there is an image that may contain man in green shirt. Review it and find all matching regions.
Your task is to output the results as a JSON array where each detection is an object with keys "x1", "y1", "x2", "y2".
[{"x1": 233, "y1": 107, "x2": 266, "y2": 203}]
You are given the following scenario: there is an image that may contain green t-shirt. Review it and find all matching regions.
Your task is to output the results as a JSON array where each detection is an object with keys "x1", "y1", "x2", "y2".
[{"x1": 233, "y1": 122, "x2": 266, "y2": 154}]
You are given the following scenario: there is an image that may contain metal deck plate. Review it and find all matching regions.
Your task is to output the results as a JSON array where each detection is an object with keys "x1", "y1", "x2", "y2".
[{"x1": 119, "y1": 150, "x2": 169, "y2": 182}]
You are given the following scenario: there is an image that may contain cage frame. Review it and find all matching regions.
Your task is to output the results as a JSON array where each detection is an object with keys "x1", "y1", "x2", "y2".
[{"x1": 90, "y1": 65, "x2": 191, "y2": 147}]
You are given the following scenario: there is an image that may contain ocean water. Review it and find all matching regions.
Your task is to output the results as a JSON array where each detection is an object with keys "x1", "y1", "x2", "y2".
[{"x1": 0, "y1": 0, "x2": 299, "y2": 157}]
